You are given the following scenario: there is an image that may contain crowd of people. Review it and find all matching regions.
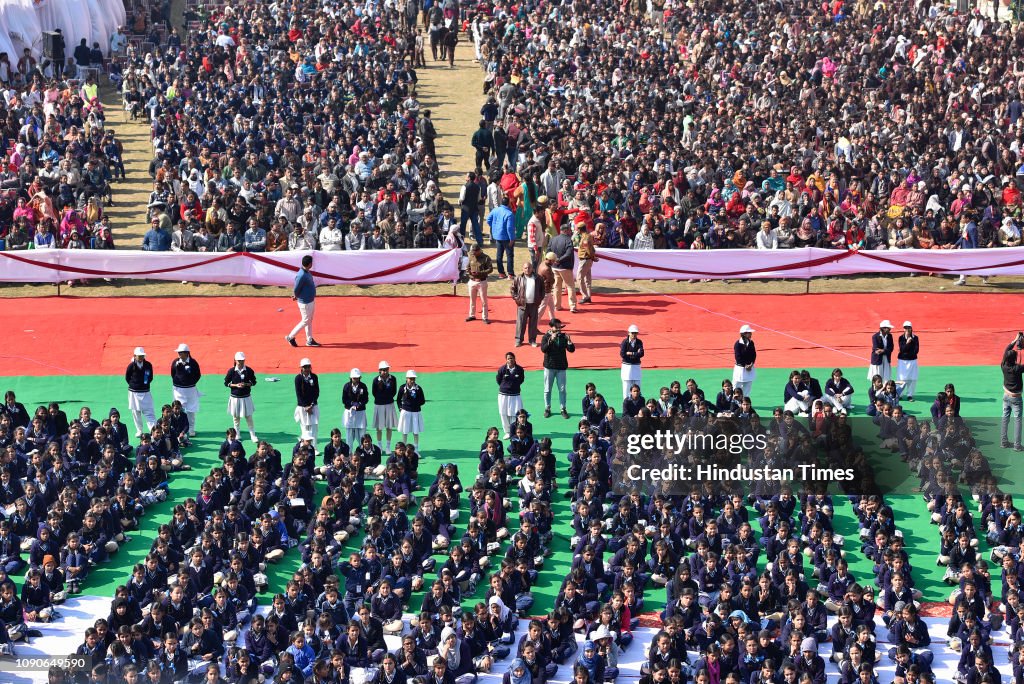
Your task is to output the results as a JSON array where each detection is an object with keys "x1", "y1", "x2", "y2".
[
  {"x1": 466, "y1": 0, "x2": 1024, "y2": 267},
  {"x1": 0, "y1": 323, "x2": 1011, "y2": 684},
  {"x1": 0, "y1": 0, "x2": 178, "y2": 252}
]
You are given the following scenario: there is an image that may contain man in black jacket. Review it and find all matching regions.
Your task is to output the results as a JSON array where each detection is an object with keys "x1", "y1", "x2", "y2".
[
  {"x1": 1001, "y1": 333, "x2": 1024, "y2": 450},
  {"x1": 125, "y1": 347, "x2": 156, "y2": 438},
  {"x1": 547, "y1": 223, "x2": 577, "y2": 313},
  {"x1": 497, "y1": 352, "x2": 526, "y2": 439},
  {"x1": 540, "y1": 319, "x2": 575, "y2": 419},
  {"x1": 295, "y1": 358, "x2": 320, "y2": 449}
]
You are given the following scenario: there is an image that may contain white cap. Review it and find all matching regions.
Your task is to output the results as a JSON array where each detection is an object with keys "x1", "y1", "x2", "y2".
[
  {"x1": 350, "y1": 368, "x2": 362, "y2": 378},
  {"x1": 739, "y1": 325, "x2": 754, "y2": 334},
  {"x1": 902, "y1": 321, "x2": 912, "y2": 328},
  {"x1": 175, "y1": 343, "x2": 190, "y2": 353},
  {"x1": 879, "y1": 320, "x2": 892, "y2": 328},
  {"x1": 234, "y1": 351, "x2": 246, "y2": 361},
  {"x1": 300, "y1": 358, "x2": 312, "y2": 367},
  {"x1": 133, "y1": 347, "x2": 146, "y2": 356},
  {"x1": 378, "y1": 360, "x2": 390, "y2": 370},
  {"x1": 627, "y1": 324, "x2": 640, "y2": 334},
  {"x1": 406, "y1": 370, "x2": 417, "y2": 378}
]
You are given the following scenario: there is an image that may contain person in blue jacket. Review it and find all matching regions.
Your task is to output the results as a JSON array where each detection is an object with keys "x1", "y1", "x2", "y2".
[{"x1": 487, "y1": 196, "x2": 516, "y2": 278}]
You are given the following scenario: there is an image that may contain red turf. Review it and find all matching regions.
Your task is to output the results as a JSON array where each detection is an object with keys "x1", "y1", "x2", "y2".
[{"x1": 0, "y1": 292, "x2": 1013, "y2": 377}]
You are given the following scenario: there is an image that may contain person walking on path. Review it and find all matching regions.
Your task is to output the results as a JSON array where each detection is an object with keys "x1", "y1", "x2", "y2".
[
  {"x1": 294, "y1": 358, "x2": 320, "y2": 449},
  {"x1": 547, "y1": 223, "x2": 577, "y2": 313},
  {"x1": 170, "y1": 343, "x2": 201, "y2": 437},
  {"x1": 466, "y1": 242, "x2": 493, "y2": 323},
  {"x1": 487, "y1": 196, "x2": 516, "y2": 278},
  {"x1": 225, "y1": 352, "x2": 258, "y2": 443},
  {"x1": 541, "y1": 318, "x2": 575, "y2": 419},
  {"x1": 1001, "y1": 333, "x2": 1024, "y2": 451},
  {"x1": 126, "y1": 347, "x2": 156, "y2": 438},
  {"x1": 497, "y1": 352, "x2": 526, "y2": 439},
  {"x1": 460, "y1": 173, "x2": 483, "y2": 246},
  {"x1": 472, "y1": 120, "x2": 493, "y2": 174},
  {"x1": 511, "y1": 261, "x2": 544, "y2": 347},
  {"x1": 620, "y1": 325, "x2": 644, "y2": 400},
  {"x1": 287, "y1": 255, "x2": 321, "y2": 347}
]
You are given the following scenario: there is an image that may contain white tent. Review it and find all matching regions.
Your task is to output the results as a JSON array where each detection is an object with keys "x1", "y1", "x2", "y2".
[{"x1": 0, "y1": 0, "x2": 126, "y2": 61}]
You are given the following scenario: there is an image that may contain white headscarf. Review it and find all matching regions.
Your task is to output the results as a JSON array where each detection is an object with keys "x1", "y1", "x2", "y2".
[{"x1": 488, "y1": 595, "x2": 510, "y2": 621}]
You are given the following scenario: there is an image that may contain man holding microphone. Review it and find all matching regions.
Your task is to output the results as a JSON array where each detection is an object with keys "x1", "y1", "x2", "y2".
[
  {"x1": 1001, "y1": 332, "x2": 1024, "y2": 451},
  {"x1": 541, "y1": 318, "x2": 575, "y2": 419}
]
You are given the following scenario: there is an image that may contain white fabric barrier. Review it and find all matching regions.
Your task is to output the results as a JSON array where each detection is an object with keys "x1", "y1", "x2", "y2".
[
  {"x1": 0, "y1": 248, "x2": 462, "y2": 285},
  {"x1": 590, "y1": 246, "x2": 1024, "y2": 280}
]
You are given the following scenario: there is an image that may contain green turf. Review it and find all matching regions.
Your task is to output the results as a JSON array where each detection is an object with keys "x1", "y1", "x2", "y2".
[{"x1": 1, "y1": 365, "x2": 1010, "y2": 612}]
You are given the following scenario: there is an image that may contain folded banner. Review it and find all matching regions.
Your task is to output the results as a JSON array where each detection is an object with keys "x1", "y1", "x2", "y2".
[
  {"x1": 590, "y1": 247, "x2": 1024, "y2": 280},
  {"x1": 0, "y1": 249, "x2": 461, "y2": 285}
]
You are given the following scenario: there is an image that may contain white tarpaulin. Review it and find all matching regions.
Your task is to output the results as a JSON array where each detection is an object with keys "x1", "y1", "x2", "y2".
[
  {"x1": 0, "y1": 248, "x2": 462, "y2": 285},
  {"x1": 0, "y1": 0, "x2": 126, "y2": 60}
]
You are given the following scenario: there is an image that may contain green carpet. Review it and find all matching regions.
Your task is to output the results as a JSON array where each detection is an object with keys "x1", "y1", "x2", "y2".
[{"x1": 1, "y1": 365, "x2": 1010, "y2": 612}]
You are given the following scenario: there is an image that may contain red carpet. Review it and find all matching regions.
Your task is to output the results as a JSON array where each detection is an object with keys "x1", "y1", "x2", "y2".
[{"x1": 0, "y1": 292, "x2": 1016, "y2": 376}]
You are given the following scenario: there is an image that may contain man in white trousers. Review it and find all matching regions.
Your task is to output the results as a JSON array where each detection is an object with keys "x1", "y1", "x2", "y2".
[
  {"x1": 286, "y1": 254, "x2": 321, "y2": 347},
  {"x1": 896, "y1": 321, "x2": 919, "y2": 402},
  {"x1": 170, "y1": 343, "x2": 201, "y2": 437},
  {"x1": 732, "y1": 325, "x2": 756, "y2": 398},
  {"x1": 868, "y1": 320, "x2": 894, "y2": 384},
  {"x1": 125, "y1": 347, "x2": 156, "y2": 437}
]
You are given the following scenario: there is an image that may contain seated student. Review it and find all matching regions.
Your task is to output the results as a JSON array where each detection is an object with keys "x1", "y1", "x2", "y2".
[
  {"x1": 20, "y1": 567, "x2": 55, "y2": 623},
  {"x1": 783, "y1": 371, "x2": 813, "y2": 416},
  {"x1": 823, "y1": 368, "x2": 855, "y2": 414}
]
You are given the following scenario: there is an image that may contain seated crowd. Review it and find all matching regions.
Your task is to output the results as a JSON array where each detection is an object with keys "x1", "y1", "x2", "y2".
[
  {"x1": 468, "y1": 0, "x2": 1024, "y2": 254},
  {"x1": 0, "y1": 355, "x2": 1013, "y2": 684}
]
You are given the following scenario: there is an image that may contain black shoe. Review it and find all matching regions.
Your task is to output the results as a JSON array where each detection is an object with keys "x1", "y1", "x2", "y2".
[
  {"x1": 484, "y1": 319, "x2": 491, "y2": 325},
  {"x1": 307, "y1": 339, "x2": 322, "y2": 347},
  {"x1": 906, "y1": 396, "x2": 914, "y2": 402},
  {"x1": 466, "y1": 316, "x2": 476, "y2": 322},
  {"x1": 1002, "y1": 440, "x2": 1012, "y2": 449},
  {"x1": 561, "y1": 408, "x2": 570, "y2": 419},
  {"x1": 543, "y1": 408, "x2": 551, "y2": 418},
  {"x1": 286, "y1": 337, "x2": 298, "y2": 347}
]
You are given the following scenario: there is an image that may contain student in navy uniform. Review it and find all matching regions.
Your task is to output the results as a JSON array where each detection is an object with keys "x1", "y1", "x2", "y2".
[
  {"x1": 170, "y1": 343, "x2": 202, "y2": 437},
  {"x1": 733, "y1": 325, "x2": 756, "y2": 399},
  {"x1": 398, "y1": 370, "x2": 426, "y2": 449},
  {"x1": 896, "y1": 321, "x2": 919, "y2": 401},
  {"x1": 373, "y1": 361, "x2": 399, "y2": 455},
  {"x1": 1, "y1": 392, "x2": 29, "y2": 430},
  {"x1": 619, "y1": 325, "x2": 644, "y2": 400},
  {"x1": 497, "y1": 352, "x2": 526, "y2": 440},
  {"x1": 343, "y1": 369, "x2": 370, "y2": 448},
  {"x1": 224, "y1": 352, "x2": 258, "y2": 444},
  {"x1": 125, "y1": 347, "x2": 156, "y2": 438},
  {"x1": 868, "y1": 320, "x2": 894, "y2": 384},
  {"x1": 294, "y1": 358, "x2": 320, "y2": 450}
]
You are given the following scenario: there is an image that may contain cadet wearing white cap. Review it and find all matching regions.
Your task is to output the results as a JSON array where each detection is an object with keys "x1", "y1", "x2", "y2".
[
  {"x1": 170, "y1": 343, "x2": 201, "y2": 437},
  {"x1": 868, "y1": 320, "x2": 894, "y2": 384},
  {"x1": 125, "y1": 347, "x2": 156, "y2": 438},
  {"x1": 397, "y1": 370, "x2": 426, "y2": 448},
  {"x1": 342, "y1": 368, "x2": 369, "y2": 447},
  {"x1": 224, "y1": 352, "x2": 258, "y2": 443},
  {"x1": 372, "y1": 361, "x2": 398, "y2": 454},
  {"x1": 732, "y1": 325, "x2": 757, "y2": 398},
  {"x1": 620, "y1": 324, "x2": 644, "y2": 400},
  {"x1": 896, "y1": 321, "x2": 919, "y2": 401},
  {"x1": 294, "y1": 358, "x2": 320, "y2": 448}
]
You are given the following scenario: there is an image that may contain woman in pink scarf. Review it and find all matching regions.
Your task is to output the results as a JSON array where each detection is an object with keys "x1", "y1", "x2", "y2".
[{"x1": 59, "y1": 209, "x2": 87, "y2": 247}]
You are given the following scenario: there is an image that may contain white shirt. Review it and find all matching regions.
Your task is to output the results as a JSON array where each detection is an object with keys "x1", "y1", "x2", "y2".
[{"x1": 523, "y1": 277, "x2": 536, "y2": 304}]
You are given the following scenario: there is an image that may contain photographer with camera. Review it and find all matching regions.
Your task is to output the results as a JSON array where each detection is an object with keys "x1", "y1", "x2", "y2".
[
  {"x1": 540, "y1": 318, "x2": 575, "y2": 419},
  {"x1": 1000, "y1": 332, "x2": 1024, "y2": 451}
]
